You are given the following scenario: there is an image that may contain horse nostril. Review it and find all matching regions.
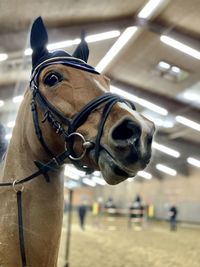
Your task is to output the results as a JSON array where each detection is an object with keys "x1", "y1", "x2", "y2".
[{"x1": 112, "y1": 119, "x2": 141, "y2": 142}]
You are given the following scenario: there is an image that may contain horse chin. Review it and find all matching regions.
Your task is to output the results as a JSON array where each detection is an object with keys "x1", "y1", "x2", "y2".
[{"x1": 98, "y1": 150, "x2": 137, "y2": 185}]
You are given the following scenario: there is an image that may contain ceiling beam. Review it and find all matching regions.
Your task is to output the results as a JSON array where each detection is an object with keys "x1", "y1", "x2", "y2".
[{"x1": 0, "y1": 15, "x2": 199, "y2": 54}]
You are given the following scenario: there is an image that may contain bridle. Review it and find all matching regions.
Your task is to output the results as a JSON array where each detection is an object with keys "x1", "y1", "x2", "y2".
[{"x1": 0, "y1": 57, "x2": 136, "y2": 267}]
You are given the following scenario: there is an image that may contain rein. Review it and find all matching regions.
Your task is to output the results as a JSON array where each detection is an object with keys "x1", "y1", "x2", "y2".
[{"x1": 0, "y1": 59, "x2": 136, "y2": 267}]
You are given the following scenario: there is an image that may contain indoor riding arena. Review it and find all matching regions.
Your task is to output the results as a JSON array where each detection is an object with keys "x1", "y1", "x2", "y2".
[{"x1": 0, "y1": 1, "x2": 199, "y2": 267}]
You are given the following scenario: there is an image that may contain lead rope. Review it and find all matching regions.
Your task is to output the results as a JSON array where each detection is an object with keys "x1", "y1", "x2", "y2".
[
  {"x1": 16, "y1": 190, "x2": 27, "y2": 267},
  {"x1": 13, "y1": 180, "x2": 27, "y2": 266}
]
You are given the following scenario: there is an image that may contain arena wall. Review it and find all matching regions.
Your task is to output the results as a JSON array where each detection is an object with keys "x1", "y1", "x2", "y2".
[{"x1": 94, "y1": 168, "x2": 200, "y2": 223}]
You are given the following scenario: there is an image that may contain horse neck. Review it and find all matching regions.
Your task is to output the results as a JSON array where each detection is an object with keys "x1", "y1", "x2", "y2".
[
  {"x1": 1, "y1": 89, "x2": 51, "y2": 180},
  {"x1": 0, "y1": 90, "x2": 64, "y2": 266}
]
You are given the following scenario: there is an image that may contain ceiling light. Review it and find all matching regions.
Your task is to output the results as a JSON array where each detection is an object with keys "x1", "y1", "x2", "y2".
[
  {"x1": 12, "y1": 95, "x2": 24, "y2": 103},
  {"x1": 137, "y1": 98, "x2": 168, "y2": 116},
  {"x1": 93, "y1": 171, "x2": 101, "y2": 177},
  {"x1": 85, "y1": 30, "x2": 120, "y2": 43},
  {"x1": 146, "y1": 116, "x2": 163, "y2": 127},
  {"x1": 171, "y1": 66, "x2": 181, "y2": 73},
  {"x1": 64, "y1": 171, "x2": 80, "y2": 180},
  {"x1": 138, "y1": 0, "x2": 165, "y2": 19},
  {"x1": 0, "y1": 100, "x2": 4, "y2": 107},
  {"x1": 24, "y1": 48, "x2": 32, "y2": 56},
  {"x1": 110, "y1": 85, "x2": 138, "y2": 102},
  {"x1": 158, "y1": 61, "x2": 170, "y2": 70},
  {"x1": 5, "y1": 133, "x2": 12, "y2": 140},
  {"x1": 183, "y1": 92, "x2": 199, "y2": 101},
  {"x1": 65, "y1": 165, "x2": 85, "y2": 177},
  {"x1": 187, "y1": 157, "x2": 200, "y2": 168},
  {"x1": 152, "y1": 142, "x2": 180, "y2": 158},
  {"x1": 160, "y1": 35, "x2": 200, "y2": 60},
  {"x1": 92, "y1": 176, "x2": 106, "y2": 185},
  {"x1": 110, "y1": 85, "x2": 168, "y2": 116},
  {"x1": 83, "y1": 178, "x2": 96, "y2": 187},
  {"x1": 64, "y1": 180, "x2": 79, "y2": 189},
  {"x1": 0, "y1": 53, "x2": 8, "y2": 62},
  {"x1": 137, "y1": 171, "x2": 152, "y2": 179},
  {"x1": 47, "y1": 38, "x2": 81, "y2": 51},
  {"x1": 156, "y1": 164, "x2": 177, "y2": 176},
  {"x1": 96, "y1": 26, "x2": 138, "y2": 72},
  {"x1": 176, "y1": 116, "x2": 200, "y2": 132},
  {"x1": 7, "y1": 121, "x2": 15, "y2": 128},
  {"x1": 156, "y1": 61, "x2": 189, "y2": 82}
]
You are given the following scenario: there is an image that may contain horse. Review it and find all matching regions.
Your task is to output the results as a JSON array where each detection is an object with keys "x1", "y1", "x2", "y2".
[{"x1": 0, "y1": 17, "x2": 155, "y2": 267}]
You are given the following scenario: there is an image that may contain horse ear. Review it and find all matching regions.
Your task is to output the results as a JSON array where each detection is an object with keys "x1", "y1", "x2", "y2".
[
  {"x1": 30, "y1": 17, "x2": 48, "y2": 67},
  {"x1": 72, "y1": 32, "x2": 89, "y2": 62}
]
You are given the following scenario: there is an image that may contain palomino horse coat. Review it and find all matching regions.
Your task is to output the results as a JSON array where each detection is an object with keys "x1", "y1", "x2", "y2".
[{"x1": 0, "y1": 17, "x2": 155, "y2": 267}]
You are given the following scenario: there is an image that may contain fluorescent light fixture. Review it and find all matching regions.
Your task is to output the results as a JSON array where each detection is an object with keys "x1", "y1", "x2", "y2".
[
  {"x1": 171, "y1": 66, "x2": 181, "y2": 73},
  {"x1": 12, "y1": 95, "x2": 24, "y2": 103},
  {"x1": 156, "y1": 164, "x2": 177, "y2": 176},
  {"x1": 24, "y1": 30, "x2": 120, "y2": 56},
  {"x1": 64, "y1": 165, "x2": 85, "y2": 177},
  {"x1": 85, "y1": 30, "x2": 120, "y2": 43},
  {"x1": 176, "y1": 116, "x2": 200, "y2": 132},
  {"x1": 183, "y1": 92, "x2": 199, "y2": 101},
  {"x1": 137, "y1": 98, "x2": 168, "y2": 116},
  {"x1": 160, "y1": 35, "x2": 200, "y2": 60},
  {"x1": 111, "y1": 85, "x2": 168, "y2": 115},
  {"x1": 24, "y1": 48, "x2": 32, "y2": 56},
  {"x1": 64, "y1": 171, "x2": 80, "y2": 180},
  {"x1": 92, "y1": 176, "x2": 106, "y2": 185},
  {"x1": 47, "y1": 38, "x2": 81, "y2": 51},
  {"x1": 93, "y1": 171, "x2": 101, "y2": 177},
  {"x1": 187, "y1": 157, "x2": 200, "y2": 168},
  {"x1": 110, "y1": 85, "x2": 138, "y2": 102},
  {"x1": 0, "y1": 53, "x2": 8, "y2": 62},
  {"x1": 143, "y1": 113, "x2": 174, "y2": 128},
  {"x1": 147, "y1": 117, "x2": 163, "y2": 127},
  {"x1": 0, "y1": 100, "x2": 4, "y2": 107},
  {"x1": 138, "y1": 0, "x2": 165, "y2": 19},
  {"x1": 137, "y1": 171, "x2": 152, "y2": 179},
  {"x1": 64, "y1": 180, "x2": 79, "y2": 189},
  {"x1": 96, "y1": 26, "x2": 138, "y2": 72},
  {"x1": 152, "y1": 142, "x2": 180, "y2": 158},
  {"x1": 83, "y1": 178, "x2": 96, "y2": 187},
  {"x1": 7, "y1": 121, "x2": 15, "y2": 128},
  {"x1": 158, "y1": 61, "x2": 170, "y2": 70},
  {"x1": 5, "y1": 133, "x2": 12, "y2": 140}
]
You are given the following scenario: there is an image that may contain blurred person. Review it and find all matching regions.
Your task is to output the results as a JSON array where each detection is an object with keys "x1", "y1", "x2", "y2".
[
  {"x1": 104, "y1": 197, "x2": 116, "y2": 209},
  {"x1": 169, "y1": 205, "x2": 178, "y2": 231},
  {"x1": 104, "y1": 197, "x2": 117, "y2": 217},
  {"x1": 128, "y1": 195, "x2": 144, "y2": 229},
  {"x1": 78, "y1": 202, "x2": 87, "y2": 230}
]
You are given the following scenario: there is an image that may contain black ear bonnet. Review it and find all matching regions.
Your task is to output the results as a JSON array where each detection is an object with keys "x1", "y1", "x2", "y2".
[{"x1": 30, "y1": 17, "x2": 99, "y2": 76}]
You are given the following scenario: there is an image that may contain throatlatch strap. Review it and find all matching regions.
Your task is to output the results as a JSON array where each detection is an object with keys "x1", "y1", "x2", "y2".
[{"x1": 17, "y1": 191, "x2": 27, "y2": 267}]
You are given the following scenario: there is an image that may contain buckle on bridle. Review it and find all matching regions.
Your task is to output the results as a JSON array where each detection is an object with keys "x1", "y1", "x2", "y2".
[{"x1": 65, "y1": 132, "x2": 93, "y2": 161}]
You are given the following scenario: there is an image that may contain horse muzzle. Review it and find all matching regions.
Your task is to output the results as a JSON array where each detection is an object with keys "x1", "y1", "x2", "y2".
[{"x1": 97, "y1": 117, "x2": 155, "y2": 185}]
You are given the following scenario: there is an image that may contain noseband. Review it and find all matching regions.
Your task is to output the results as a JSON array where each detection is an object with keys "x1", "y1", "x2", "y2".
[{"x1": 0, "y1": 58, "x2": 136, "y2": 267}]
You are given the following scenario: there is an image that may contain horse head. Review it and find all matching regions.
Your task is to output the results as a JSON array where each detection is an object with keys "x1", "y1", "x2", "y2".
[{"x1": 28, "y1": 17, "x2": 155, "y2": 185}]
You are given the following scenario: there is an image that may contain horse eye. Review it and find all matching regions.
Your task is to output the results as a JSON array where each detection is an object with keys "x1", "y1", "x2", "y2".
[{"x1": 44, "y1": 72, "x2": 63, "y2": 87}]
